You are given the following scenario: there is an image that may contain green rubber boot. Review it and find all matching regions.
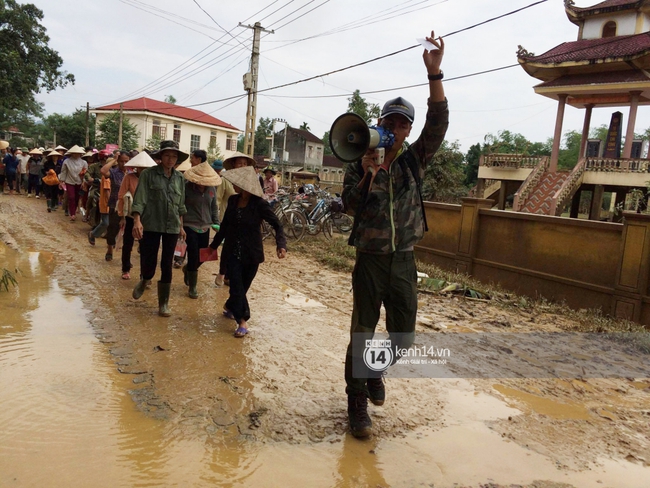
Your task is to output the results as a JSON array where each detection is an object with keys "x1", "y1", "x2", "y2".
[
  {"x1": 188, "y1": 271, "x2": 199, "y2": 299},
  {"x1": 158, "y1": 282, "x2": 172, "y2": 317},
  {"x1": 132, "y1": 279, "x2": 151, "y2": 300}
]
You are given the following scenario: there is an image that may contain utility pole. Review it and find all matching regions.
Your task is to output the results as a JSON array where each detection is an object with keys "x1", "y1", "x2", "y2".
[
  {"x1": 118, "y1": 103, "x2": 124, "y2": 148},
  {"x1": 85, "y1": 102, "x2": 90, "y2": 147},
  {"x1": 240, "y1": 22, "x2": 274, "y2": 157},
  {"x1": 53, "y1": 129, "x2": 57, "y2": 147}
]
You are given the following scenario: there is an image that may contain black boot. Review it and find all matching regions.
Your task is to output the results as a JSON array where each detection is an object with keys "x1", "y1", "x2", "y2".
[
  {"x1": 132, "y1": 278, "x2": 151, "y2": 299},
  {"x1": 158, "y1": 281, "x2": 171, "y2": 317},
  {"x1": 188, "y1": 271, "x2": 199, "y2": 299},
  {"x1": 367, "y1": 377, "x2": 385, "y2": 406},
  {"x1": 347, "y1": 394, "x2": 372, "y2": 438}
]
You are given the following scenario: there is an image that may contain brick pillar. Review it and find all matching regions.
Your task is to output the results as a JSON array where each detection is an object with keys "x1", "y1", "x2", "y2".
[
  {"x1": 613, "y1": 212, "x2": 650, "y2": 322},
  {"x1": 455, "y1": 198, "x2": 494, "y2": 275},
  {"x1": 550, "y1": 94, "x2": 568, "y2": 173},
  {"x1": 589, "y1": 185, "x2": 604, "y2": 220}
]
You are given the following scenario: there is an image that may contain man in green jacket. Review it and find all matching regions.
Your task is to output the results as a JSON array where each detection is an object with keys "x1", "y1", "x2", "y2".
[
  {"x1": 341, "y1": 30, "x2": 449, "y2": 438},
  {"x1": 131, "y1": 140, "x2": 188, "y2": 317}
]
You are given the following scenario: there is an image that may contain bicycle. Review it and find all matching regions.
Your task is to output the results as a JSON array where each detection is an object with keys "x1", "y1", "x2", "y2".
[{"x1": 261, "y1": 192, "x2": 307, "y2": 242}]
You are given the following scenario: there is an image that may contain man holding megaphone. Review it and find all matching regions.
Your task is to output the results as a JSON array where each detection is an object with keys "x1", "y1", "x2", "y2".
[{"x1": 339, "y1": 30, "x2": 448, "y2": 439}]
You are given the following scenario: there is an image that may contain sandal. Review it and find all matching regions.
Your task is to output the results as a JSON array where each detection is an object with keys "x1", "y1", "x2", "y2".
[
  {"x1": 234, "y1": 326, "x2": 248, "y2": 338},
  {"x1": 222, "y1": 309, "x2": 235, "y2": 320},
  {"x1": 88, "y1": 231, "x2": 95, "y2": 246},
  {"x1": 122, "y1": 271, "x2": 130, "y2": 280},
  {"x1": 105, "y1": 253, "x2": 113, "y2": 262}
]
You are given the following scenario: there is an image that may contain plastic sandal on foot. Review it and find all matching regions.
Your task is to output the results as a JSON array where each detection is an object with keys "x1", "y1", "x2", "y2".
[
  {"x1": 222, "y1": 309, "x2": 235, "y2": 320},
  {"x1": 234, "y1": 327, "x2": 248, "y2": 338}
]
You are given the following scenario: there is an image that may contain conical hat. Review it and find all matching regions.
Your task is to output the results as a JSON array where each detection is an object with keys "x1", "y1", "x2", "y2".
[
  {"x1": 65, "y1": 144, "x2": 85, "y2": 155},
  {"x1": 223, "y1": 151, "x2": 256, "y2": 170},
  {"x1": 125, "y1": 151, "x2": 157, "y2": 169},
  {"x1": 0, "y1": 141, "x2": 9, "y2": 150},
  {"x1": 222, "y1": 166, "x2": 263, "y2": 198},
  {"x1": 54, "y1": 145, "x2": 68, "y2": 152},
  {"x1": 45, "y1": 149, "x2": 62, "y2": 159},
  {"x1": 176, "y1": 159, "x2": 191, "y2": 172},
  {"x1": 82, "y1": 151, "x2": 95, "y2": 159},
  {"x1": 184, "y1": 162, "x2": 222, "y2": 186},
  {"x1": 29, "y1": 148, "x2": 43, "y2": 155}
]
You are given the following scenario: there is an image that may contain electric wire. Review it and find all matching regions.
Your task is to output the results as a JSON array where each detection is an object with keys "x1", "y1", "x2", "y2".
[
  {"x1": 192, "y1": 0, "x2": 249, "y2": 49},
  {"x1": 185, "y1": 0, "x2": 549, "y2": 108}
]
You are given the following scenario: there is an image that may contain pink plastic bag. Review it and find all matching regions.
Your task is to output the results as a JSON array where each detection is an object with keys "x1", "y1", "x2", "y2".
[{"x1": 174, "y1": 238, "x2": 187, "y2": 257}]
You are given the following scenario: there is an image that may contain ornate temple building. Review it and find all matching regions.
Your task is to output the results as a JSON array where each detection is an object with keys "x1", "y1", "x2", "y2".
[{"x1": 476, "y1": 0, "x2": 650, "y2": 219}]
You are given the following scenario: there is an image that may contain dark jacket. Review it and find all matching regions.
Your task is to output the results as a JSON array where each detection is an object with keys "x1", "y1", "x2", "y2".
[{"x1": 210, "y1": 193, "x2": 286, "y2": 264}]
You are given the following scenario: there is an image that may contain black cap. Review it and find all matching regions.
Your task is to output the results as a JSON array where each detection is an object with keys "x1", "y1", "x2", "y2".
[{"x1": 380, "y1": 97, "x2": 415, "y2": 123}]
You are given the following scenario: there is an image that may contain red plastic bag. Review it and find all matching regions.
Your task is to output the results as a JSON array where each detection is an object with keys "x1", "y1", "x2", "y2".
[{"x1": 174, "y1": 238, "x2": 187, "y2": 257}]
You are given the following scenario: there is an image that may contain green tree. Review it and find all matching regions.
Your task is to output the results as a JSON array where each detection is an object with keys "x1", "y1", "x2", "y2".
[
  {"x1": 463, "y1": 143, "x2": 481, "y2": 186},
  {"x1": 207, "y1": 140, "x2": 223, "y2": 163},
  {"x1": 322, "y1": 130, "x2": 332, "y2": 155},
  {"x1": 254, "y1": 117, "x2": 273, "y2": 157},
  {"x1": 557, "y1": 130, "x2": 582, "y2": 170},
  {"x1": 347, "y1": 90, "x2": 380, "y2": 124},
  {"x1": 421, "y1": 140, "x2": 468, "y2": 203},
  {"x1": 483, "y1": 130, "x2": 550, "y2": 156},
  {"x1": 299, "y1": 121, "x2": 310, "y2": 131},
  {"x1": 0, "y1": 0, "x2": 75, "y2": 126},
  {"x1": 39, "y1": 108, "x2": 95, "y2": 148},
  {"x1": 237, "y1": 134, "x2": 245, "y2": 152},
  {"x1": 96, "y1": 112, "x2": 140, "y2": 149},
  {"x1": 145, "y1": 133, "x2": 163, "y2": 151},
  {"x1": 164, "y1": 95, "x2": 177, "y2": 104}
]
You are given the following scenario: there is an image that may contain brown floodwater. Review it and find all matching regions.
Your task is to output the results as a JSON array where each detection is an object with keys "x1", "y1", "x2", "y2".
[{"x1": 1, "y1": 244, "x2": 649, "y2": 487}]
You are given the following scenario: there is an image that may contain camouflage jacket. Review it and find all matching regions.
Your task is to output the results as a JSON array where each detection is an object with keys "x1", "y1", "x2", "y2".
[{"x1": 342, "y1": 98, "x2": 449, "y2": 254}]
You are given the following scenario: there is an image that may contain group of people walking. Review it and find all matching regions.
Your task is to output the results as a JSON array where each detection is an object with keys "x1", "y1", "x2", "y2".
[{"x1": 0, "y1": 138, "x2": 287, "y2": 338}]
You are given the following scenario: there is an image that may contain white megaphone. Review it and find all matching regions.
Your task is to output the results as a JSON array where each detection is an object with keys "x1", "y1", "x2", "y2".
[{"x1": 329, "y1": 113, "x2": 395, "y2": 163}]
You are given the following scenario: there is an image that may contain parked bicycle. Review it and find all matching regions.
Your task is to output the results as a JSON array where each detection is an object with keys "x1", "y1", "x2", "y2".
[{"x1": 261, "y1": 190, "x2": 307, "y2": 242}]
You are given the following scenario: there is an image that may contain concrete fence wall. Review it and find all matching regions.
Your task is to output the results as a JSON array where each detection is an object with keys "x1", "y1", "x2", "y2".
[{"x1": 415, "y1": 198, "x2": 650, "y2": 326}]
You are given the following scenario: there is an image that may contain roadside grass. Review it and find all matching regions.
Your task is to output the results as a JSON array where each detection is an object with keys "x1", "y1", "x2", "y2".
[{"x1": 292, "y1": 236, "x2": 650, "y2": 347}]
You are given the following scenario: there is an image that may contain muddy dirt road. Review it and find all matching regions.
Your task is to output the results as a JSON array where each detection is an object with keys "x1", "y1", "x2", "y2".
[{"x1": 1, "y1": 194, "x2": 649, "y2": 487}]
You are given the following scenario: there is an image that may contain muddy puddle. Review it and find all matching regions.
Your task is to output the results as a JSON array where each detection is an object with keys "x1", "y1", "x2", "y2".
[{"x1": 1, "y1": 194, "x2": 650, "y2": 487}]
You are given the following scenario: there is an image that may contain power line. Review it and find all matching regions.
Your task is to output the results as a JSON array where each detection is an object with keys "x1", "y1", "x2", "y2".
[
  {"x1": 185, "y1": 0, "x2": 549, "y2": 108},
  {"x1": 192, "y1": 0, "x2": 249, "y2": 49}
]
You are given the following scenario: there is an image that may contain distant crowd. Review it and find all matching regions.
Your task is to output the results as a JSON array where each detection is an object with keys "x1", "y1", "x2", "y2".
[{"x1": 0, "y1": 139, "x2": 287, "y2": 338}]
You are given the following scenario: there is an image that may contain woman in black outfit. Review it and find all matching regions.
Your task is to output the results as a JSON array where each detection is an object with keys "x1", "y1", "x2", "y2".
[{"x1": 210, "y1": 166, "x2": 287, "y2": 337}]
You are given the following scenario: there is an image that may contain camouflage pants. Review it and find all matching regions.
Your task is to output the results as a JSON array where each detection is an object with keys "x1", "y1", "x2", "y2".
[{"x1": 344, "y1": 250, "x2": 417, "y2": 396}]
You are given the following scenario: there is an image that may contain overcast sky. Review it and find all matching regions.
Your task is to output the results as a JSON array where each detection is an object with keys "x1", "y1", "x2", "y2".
[{"x1": 34, "y1": 0, "x2": 650, "y2": 152}]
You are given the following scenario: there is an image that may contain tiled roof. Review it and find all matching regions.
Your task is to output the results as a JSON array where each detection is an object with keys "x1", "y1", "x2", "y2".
[
  {"x1": 520, "y1": 33, "x2": 650, "y2": 64},
  {"x1": 287, "y1": 127, "x2": 324, "y2": 145},
  {"x1": 536, "y1": 69, "x2": 650, "y2": 87},
  {"x1": 568, "y1": 0, "x2": 643, "y2": 14},
  {"x1": 323, "y1": 155, "x2": 343, "y2": 168},
  {"x1": 94, "y1": 97, "x2": 240, "y2": 131}
]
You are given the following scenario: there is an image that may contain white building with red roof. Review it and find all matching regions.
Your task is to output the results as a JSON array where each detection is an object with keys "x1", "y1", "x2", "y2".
[{"x1": 92, "y1": 97, "x2": 241, "y2": 157}]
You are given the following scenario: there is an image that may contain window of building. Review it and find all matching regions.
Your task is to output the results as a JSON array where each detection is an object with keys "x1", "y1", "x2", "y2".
[
  {"x1": 226, "y1": 134, "x2": 236, "y2": 151},
  {"x1": 308, "y1": 145, "x2": 314, "y2": 158},
  {"x1": 210, "y1": 131, "x2": 217, "y2": 148},
  {"x1": 602, "y1": 21, "x2": 616, "y2": 38},
  {"x1": 190, "y1": 134, "x2": 201, "y2": 152},
  {"x1": 152, "y1": 119, "x2": 164, "y2": 138},
  {"x1": 173, "y1": 124, "x2": 181, "y2": 143}
]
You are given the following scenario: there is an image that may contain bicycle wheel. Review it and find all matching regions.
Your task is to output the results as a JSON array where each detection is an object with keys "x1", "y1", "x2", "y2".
[
  {"x1": 322, "y1": 215, "x2": 334, "y2": 240},
  {"x1": 282, "y1": 210, "x2": 307, "y2": 242},
  {"x1": 261, "y1": 220, "x2": 273, "y2": 241},
  {"x1": 333, "y1": 213, "x2": 353, "y2": 233}
]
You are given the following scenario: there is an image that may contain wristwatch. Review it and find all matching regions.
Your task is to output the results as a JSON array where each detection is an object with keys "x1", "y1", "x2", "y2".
[{"x1": 428, "y1": 71, "x2": 444, "y2": 81}]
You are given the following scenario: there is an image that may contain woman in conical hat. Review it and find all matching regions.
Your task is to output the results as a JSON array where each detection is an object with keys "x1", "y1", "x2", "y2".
[
  {"x1": 180, "y1": 162, "x2": 222, "y2": 298},
  {"x1": 209, "y1": 166, "x2": 287, "y2": 337},
  {"x1": 59, "y1": 145, "x2": 88, "y2": 221},
  {"x1": 116, "y1": 152, "x2": 157, "y2": 280}
]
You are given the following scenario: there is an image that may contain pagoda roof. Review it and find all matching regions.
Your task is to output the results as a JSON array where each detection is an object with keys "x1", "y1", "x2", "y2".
[
  {"x1": 532, "y1": 70, "x2": 650, "y2": 107},
  {"x1": 565, "y1": 0, "x2": 649, "y2": 25},
  {"x1": 518, "y1": 33, "x2": 650, "y2": 80}
]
